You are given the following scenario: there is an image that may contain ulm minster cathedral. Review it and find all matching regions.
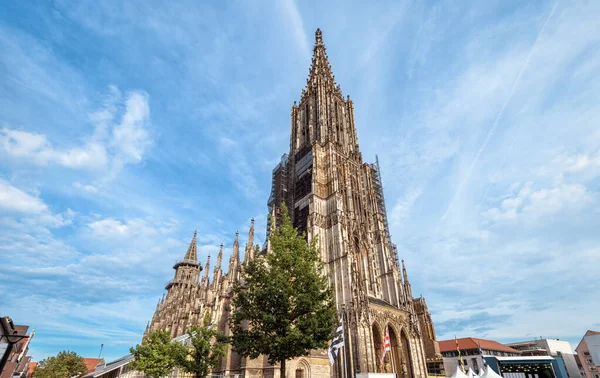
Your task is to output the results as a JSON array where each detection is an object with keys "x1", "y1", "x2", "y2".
[{"x1": 147, "y1": 29, "x2": 442, "y2": 378}]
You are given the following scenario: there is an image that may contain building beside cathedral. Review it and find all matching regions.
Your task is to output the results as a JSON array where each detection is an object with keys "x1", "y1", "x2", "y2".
[{"x1": 147, "y1": 29, "x2": 441, "y2": 378}]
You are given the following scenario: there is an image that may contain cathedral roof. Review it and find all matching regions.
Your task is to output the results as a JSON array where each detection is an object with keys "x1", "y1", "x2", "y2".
[{"x1": 439, "y1": 337, "x2": 519, "y2": 354}]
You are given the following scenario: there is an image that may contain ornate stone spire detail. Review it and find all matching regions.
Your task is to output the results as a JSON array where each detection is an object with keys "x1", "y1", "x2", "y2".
[
  {"x1": 203, "y1": 255, "x2": 211, "y2": 280},
  {"x1": 402, "y1": 259, "x2": 413, "y2": 299},
  {"x1": 213, "y1": 243, "x2": 223, "y2": 284},
  {"x1": 184, "y1": 230, "x2": 198, "y2": 262},
  {"x1": 232, "y1": 232, "x2": 240, "y2": 260},
  {"x1": 304, "y1": 28, "x2": 341, "y2": 99},
  {"x1": 244, "y1": 218, "x2": 255, "y2": 263}
]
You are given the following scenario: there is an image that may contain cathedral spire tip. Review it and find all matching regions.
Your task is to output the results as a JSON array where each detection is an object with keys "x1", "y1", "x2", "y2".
[
  {"x1": 315, "y1": 28, "x2": 323, "y2": 45},
  {"x1": 183, "y1": 230, "x2": 198, "y2": 262}
]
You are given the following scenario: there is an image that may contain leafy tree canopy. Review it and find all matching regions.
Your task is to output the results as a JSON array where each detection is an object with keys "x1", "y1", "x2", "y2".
[
  {"x1": 129, "y1": 329, "x2": 186, "y2": 378},
  {"x1": 231, "y1": 204, "x2": 336, "y2": 378},
  {"x1": 32, "y1": 350, "x2": 87, "y2": 378},
  {"x1": 176, "y1": 315, "x2": 227, "y2": 378}
]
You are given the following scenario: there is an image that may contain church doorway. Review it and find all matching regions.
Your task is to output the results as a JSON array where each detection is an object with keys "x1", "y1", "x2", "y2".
[
  {"x1": 294, "y1": 359, "x2": 310, "y2": 378},
  {"x1": 389, "y1": 327, "x2": 413, "y2": 378},
  {"x1": 372, "y1": 324, "x2": 383, "y2": 372},
  {"x1": 400, "y1": 330, "x2": 413, "y2": 378}
]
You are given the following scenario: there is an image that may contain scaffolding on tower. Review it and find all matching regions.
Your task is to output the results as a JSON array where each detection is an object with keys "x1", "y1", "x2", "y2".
[{"x1": 369, "y1": 155, "x2": 400, "y2": 269}]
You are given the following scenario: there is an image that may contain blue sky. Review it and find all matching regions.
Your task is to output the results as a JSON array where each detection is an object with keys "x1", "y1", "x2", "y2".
[{"x1": 1, "y1": 0, "x2": 599, "y2": 362}]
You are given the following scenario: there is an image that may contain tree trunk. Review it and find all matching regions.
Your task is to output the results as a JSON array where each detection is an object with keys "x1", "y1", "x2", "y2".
[{"x1": 281, "y1": 359, "x2": 286, "y2": 378}]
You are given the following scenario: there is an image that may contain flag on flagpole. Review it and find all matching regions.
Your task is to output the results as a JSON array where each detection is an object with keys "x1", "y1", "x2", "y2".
[
  {"x1": 328, "y1": 317, "x2": 345, "y2": 366},
  {"x1": 381, "y1": 326, "x2": 391, "y2": 364},
  {"x1": 456, "y1": 336, "x2": 465, "y2": 373}
]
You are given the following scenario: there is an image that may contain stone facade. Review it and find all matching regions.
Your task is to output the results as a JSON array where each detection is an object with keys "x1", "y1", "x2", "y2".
[{"x1": 147, "y1": 28, "x2": 439, "y2": 378}]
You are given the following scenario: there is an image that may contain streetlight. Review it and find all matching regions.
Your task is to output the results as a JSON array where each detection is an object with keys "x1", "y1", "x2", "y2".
[{"x1": 0, "y1": 316, "x2": 30, "y2": 373}]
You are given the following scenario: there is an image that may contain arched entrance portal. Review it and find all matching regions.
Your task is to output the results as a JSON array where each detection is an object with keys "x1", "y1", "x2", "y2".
[
  {"x1": 372, "y1": 324, "x2": 383, "y2": 372},
  {"x1": 388, "y1": 327, "x2": 413, "y2": 378},
  {"x1": 293, "y1": 358, "x2": 310, "y2": 378}
]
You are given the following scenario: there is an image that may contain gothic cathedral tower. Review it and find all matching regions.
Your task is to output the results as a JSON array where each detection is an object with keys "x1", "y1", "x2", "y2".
[
  {"x1": 267, "y1": 29, "x2": 435, "y2": 378},
  {"x1": 148, "y1": 28, "x2": 440, "y2": 378}
]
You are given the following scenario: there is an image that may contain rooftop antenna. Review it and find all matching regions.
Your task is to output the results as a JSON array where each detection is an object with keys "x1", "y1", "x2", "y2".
[{"x1": 98, "y1": 343, "x2": 104, "y2": 359}]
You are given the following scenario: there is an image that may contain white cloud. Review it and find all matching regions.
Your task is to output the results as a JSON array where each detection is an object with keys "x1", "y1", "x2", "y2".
[
  {"x1": 111, "y1": 92, "x2": 151, "y2": 163},
  {"x1": 0, "y1": 128, "x2": 108, "y2": 169},
  {"x1": 0, "y1": 179, "x2": 48, "y2": 213},
  {"x1": 89, "y1": 218, "x2": 131, "y2": 238},
  {"x1": 390, "y1": 187, "x2": 423, "y2": 226},
  {"x1": 0, "y1": 88, "x2": 151, "y2": 180},
  {"x1": 73, "y1": 181, "x2": 98, "y2": 193},
  {"x1": 280, "y1": 0, "x2": 310, "y2": 59},
  {"x1": 484, "y1": 182, "x2": 593, "y2": 222}
]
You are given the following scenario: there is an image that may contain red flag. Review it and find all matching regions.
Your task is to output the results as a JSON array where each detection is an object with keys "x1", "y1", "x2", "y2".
[{"x1": 381, "y1": 326, "x2": 391, "y2": 364}]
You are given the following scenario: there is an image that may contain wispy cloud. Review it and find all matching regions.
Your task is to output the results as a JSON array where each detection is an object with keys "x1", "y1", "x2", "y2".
[
  {"x1": 280, "y1": 0, "x2": 310, "y2": 59},
  {"x1": 441, "y1": 1, "x2": 558, "y2": 221}
]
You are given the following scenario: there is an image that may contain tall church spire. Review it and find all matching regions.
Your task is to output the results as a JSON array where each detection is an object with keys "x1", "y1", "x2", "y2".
[{"x1": 304, "y1": 28, "x2": 341, "y2": 97}]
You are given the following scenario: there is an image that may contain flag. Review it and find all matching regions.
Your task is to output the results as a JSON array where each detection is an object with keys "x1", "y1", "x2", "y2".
[
  {"x1": 478, "y1": 343, "x2": 487, "y2": 368},
  {"x1": 456, "y1": 336, "x2": 465, "y2": 373},
  {"x1": 328, "y1": 317, "x2": 345, "y2": 366},
  {"x1": 381, "y1": 326, "x2": 391, "y2": 364}
]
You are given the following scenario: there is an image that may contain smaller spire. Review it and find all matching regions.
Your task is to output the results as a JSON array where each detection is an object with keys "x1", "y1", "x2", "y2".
[
  {"x1": 184, "y1": 230, "x2": 198, "y2": 262},
  {"x1": 231, "y1": 232, "x2": 240, "y2": 262},
  {"x1": 203, "y1": 255, "x2": 211, "y2": 280},
  {"x1": 245, "y1": 218, "x2": 256, "y2": 263},
  {"x1": 214, "y1": 244, "x2": 223, "y2": 281},
  {"x1": 402, "y1": 259, "x2": 409, "y2": 283},
  {"x1": 217, "y1": 243, "x2": 223, "y2": 266}
]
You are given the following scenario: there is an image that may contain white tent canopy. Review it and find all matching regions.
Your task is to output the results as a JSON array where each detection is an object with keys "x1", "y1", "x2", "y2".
[
  {"x1": 450, "y1": 366, "x2": 469, "y2": 378},
  {"x1": 477, "y1": 366, "x2": 486, "y2": 377},
  {"x1": 480, "y1": 366, "x2": 502, "y2": 378}
]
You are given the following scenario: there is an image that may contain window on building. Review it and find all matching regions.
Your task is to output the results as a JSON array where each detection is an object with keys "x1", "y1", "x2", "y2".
[
  {"x1": 296, "y1": 369, "x2": 304, "y2": 378},
  {"x1": 584, "y1": 352, "x2": 591, "y2": 356},
  {"x1": 587, "y1": 359, "x2": 594, "y2": 365},
  {"x1": 472, "y1": 358, "x2": 479, "y2": 374},
  {"x1": 590, "y1": 366, "x2": 598, "y2": 372}
]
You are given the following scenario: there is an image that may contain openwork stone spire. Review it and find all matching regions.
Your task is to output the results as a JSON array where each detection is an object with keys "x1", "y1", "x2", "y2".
[
  {"x1": 244, "y1": 218, "x2": 255, "y2": 263},
  {"x1": 184, "y1": 230, "x2": 198, "y2": 262},
  {"x1": 303, "y1": 28, "x2": 342, "y2": 100}
]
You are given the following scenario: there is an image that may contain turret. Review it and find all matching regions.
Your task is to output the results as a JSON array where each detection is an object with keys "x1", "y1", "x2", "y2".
[
  {"x1": 229, "y1": 232, "x2": 240, "y2": 280},
  {"x1": 213, "y1": 243, "x2": 223, "y2": 286},
  {"x1": 402, "y1": 259, "x2": 413, "y2": 300},
  {"x1": 202, "y1": 255, "x2": 211, "y2": 282},
  {"x1": 167, "y1": 231, "x2": 201, "y2": 290},
  {"x1": 244, "y1": 218, "x2": 255, "y2": 263}
]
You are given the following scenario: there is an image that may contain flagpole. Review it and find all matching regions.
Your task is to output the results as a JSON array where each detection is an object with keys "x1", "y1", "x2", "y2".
[
  {"x1": 342, "y1": 311, "x2": 349, "y2": 378},
  {"x1": 389, "y1": 327, "x2": 396, "y2": 378}
]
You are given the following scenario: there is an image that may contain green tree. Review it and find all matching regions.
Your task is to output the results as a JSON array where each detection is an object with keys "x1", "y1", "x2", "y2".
[
  {"x1": 176, "y1": 315, "x2": 227, "y2": 378},
  {"x1": 230, "y1": 204, "x2": 336, "y2": 378},
  {"x1": 32, "y1": 350, "x2": 87, "y2": 378},
  {"x1": 129, "y1": 329, "x2": 186, "y2": 378}
]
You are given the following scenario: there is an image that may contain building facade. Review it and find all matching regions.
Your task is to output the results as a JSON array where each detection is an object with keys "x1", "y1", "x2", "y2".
[
  {"x1": 439, "y1": 337, "x2": 521, "y2": 376},
  {"x1": 575, "y1": 330, "x2": 600, "y2": 378},
  {"x1": 147, "y1": 29, "x2": 439, "y2": 378},
  {"x1": 507, "y1": 339, "x2": 579, "y2": 378}
]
